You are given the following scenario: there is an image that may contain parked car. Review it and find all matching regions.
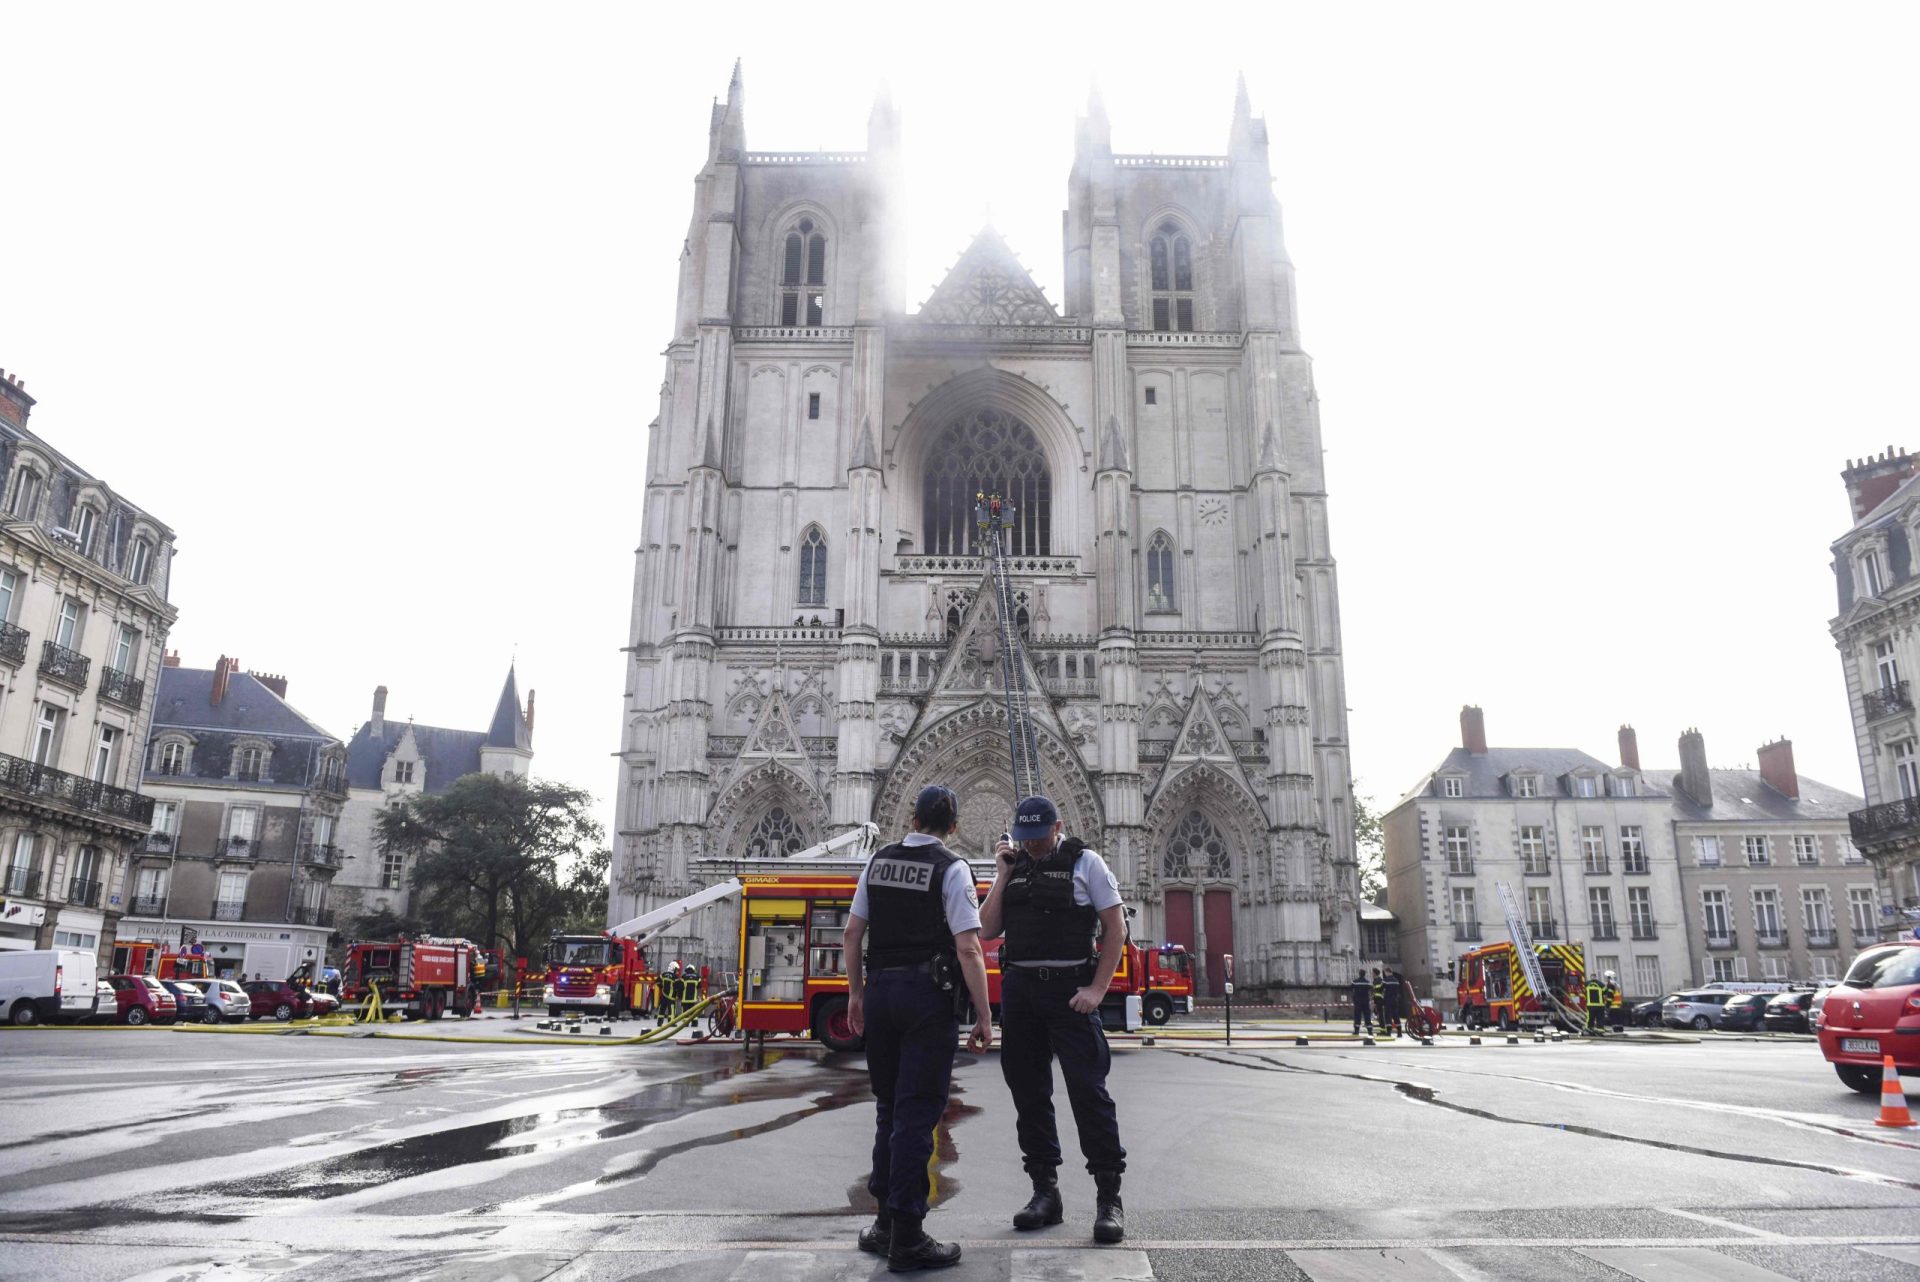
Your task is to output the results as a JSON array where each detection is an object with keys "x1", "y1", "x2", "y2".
[
  {"x1": 160, "y1": 980, "x2": 210, "y2": 1024},
  {"x1": 299, "y1": 988, "x2": 340, "y2": 1018},
  {"x1": 1715, "y1": 993, "x2": 1770, "y2": 1032},
  {"x1": 0, "y1": 947, "x2": 100, "y2": 1025},
  {"x1": 1816, "y1": 941, "x2": 1920, "y2": 1094},
  {"x1": 85, "y1": 979, "x2": 116, "y2": 1023},
  {"x1": 107, "y1": 974, "x2": 178, "y2": 1025},
  {"x1": 1662, "y1": 989, "x2": 1739, "y2": 1029},
  {"x1": 243, "y1": 980, "x2": 313, "y2": 1021},
  {"x1": 1630, "y1": 996, "x2": 1669, "y2": 1027},
  {"x1": 194, "y1": 979, "x2": 252, "y2": 1023},
  {"x1": 1762, "y1": 989, "x2": 1818, "y2": 1034}
]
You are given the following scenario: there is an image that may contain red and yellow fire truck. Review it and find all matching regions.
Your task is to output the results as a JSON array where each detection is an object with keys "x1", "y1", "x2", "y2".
[
  {"x1": 1455, "y1": 940, "x2": 1587, "y2": 1031},
  {"x1": 541, "y1": 932, "x2": 648, "y2": 1018},
  {"x1": 111, "y1": 940, "x2": 213, "y2": 981},
  {"x1": 734, "y1": 868, "x2": 1194, "y2": 1052},
  {"x1": 341, "y1": 936, "x2": 482, "y2": 1020}
]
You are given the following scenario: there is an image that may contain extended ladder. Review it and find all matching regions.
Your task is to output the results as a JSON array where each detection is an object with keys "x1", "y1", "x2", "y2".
[
  {"x1": 978, "y1": 497, "x2": 1041, "y2": 802},
  {"x1": 1495, "y1": 880, "x2": 1582, "y2": 1029}
]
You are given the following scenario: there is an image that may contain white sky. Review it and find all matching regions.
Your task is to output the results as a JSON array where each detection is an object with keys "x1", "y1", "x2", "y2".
[{"x1": 3, "y1": 2, "x2": 1916, "y2": 838}]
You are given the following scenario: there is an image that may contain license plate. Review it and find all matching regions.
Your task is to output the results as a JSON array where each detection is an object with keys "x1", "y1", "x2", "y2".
[{"x1": 1842, "y1": 1038, "x2": 1879, "y2": 1054}]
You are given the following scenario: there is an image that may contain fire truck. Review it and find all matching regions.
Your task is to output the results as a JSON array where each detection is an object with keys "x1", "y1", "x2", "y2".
[
  {"x1": 341, "y1": 936, "x2": 482, "y2": 1020},
  {"x1": 542, "y1": 932, "x2": 648, "y2": 1018},
  {"x1": 111, "y1": 940, "x2": 212, "y2": 981},
  {"x1": 1455, "y1": 939, "x2": 1588, "y2": 1031}
]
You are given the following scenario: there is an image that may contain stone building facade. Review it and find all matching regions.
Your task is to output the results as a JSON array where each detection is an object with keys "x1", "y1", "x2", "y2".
[
  {"x1": 611, "y1": 68, "x2": 1359, "y2": 993},
  {"x1": 328, "y1": 669, "x2": 533, "y2": 922},
  {"x1": 0, "y1": 368, "x2": 175, "y2": 969},
  {"x1": 1383, "y1": 708, "x2": 1692, "y2": 1002},
  {"x1": 123, "y1": 656, "x2": 347, "y2": 980},
  {"x1": 1828, "y1": 447, "x2": 1920, "y2": 938}
]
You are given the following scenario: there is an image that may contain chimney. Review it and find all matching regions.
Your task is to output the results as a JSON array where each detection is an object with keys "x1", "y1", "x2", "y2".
[
  {"x1": 1677, "y1": 728, "x2": 1711, "y2": 807},
  {"x1": 163, "y1": 649, "x2": 182, "y2": 668},
  {"x1": 1842, "y1": 447, "x2": 1917, "y2": 521},
  {"x1": 1460, "y1": 705, "x2": 1487, "y2": 755},
  {"x1": 524, "y1": 689, "x2": 536, "y2": 739},
  {"x1": 1757, "y1": 738, "x2": 1799, "y2": 800},
  {"x1": 1617, "y1": 724, "x2": 1640, "y2": 771},
  {"x1": 251, "y1": 671, "x2": 288, "y2": 699},
  {"x1": 372, "y1": 685, "x2": 388, "y2": 734},
  {"x1": 0, "y1": 368, "x2": 34, "y2": 429},
  {"x1": 210, "y1": 655, "x2": 234, "y2": 707}
]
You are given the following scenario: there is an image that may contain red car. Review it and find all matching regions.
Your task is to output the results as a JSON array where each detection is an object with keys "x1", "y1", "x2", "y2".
[
  {"x1": 242, "y1": 980, "x2": 313, "y2": 1021},
  {"x1": 106, "y1": 974, "x2": 178, "y2": 1025},
  {"x1": 1816, "y1": 940, "x2": 1920, "y2": 1093}
]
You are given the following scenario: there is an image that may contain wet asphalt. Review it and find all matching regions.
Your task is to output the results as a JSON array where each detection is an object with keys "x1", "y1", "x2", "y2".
[{"x1": 0, "y1": 1023, "x2": 1915, "y2": 1281}]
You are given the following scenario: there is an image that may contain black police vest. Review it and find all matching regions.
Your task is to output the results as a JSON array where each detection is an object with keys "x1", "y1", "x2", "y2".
[
  {"x1": 1001, "y1": 838, "x2": 1098, "y2": 964},
  {"x1": 864, "y1": 840, "x2": 961, "y2": 968}
]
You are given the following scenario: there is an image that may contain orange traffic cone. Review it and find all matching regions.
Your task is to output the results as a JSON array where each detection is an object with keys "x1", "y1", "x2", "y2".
[{"x1": 1875, "y1": 1056, "x2": 1917, "y2": 1129}]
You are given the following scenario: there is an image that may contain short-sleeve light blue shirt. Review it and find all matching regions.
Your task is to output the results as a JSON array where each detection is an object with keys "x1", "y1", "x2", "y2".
[{"x1": 850, "y1": 833, "x2": 982, "y2": 934}]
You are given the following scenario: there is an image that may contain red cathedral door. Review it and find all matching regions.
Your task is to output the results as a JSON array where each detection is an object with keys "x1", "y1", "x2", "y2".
[
  {"x1": 1164, "y1": 889, "x2": 1197, "y2": 988},
  {"x1": 1203, "y1": 889, "x2": 1235, "y2": 999}
]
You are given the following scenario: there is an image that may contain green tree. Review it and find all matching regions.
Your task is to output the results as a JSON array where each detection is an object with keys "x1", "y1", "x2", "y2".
[
  {"x1": 1354, "y1": 789, "x2": 1386, "y2": 901},
  {"x1": 375, "y1": 773, "x2": 605, "y2": 958}
]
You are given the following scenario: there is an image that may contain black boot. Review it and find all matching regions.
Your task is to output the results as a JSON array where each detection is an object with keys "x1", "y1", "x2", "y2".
[
  {"x1": 888, "y1": 1214, "x2": 961, "y2": 1273},
  {"x1": 1012, "y1": 1172, "x2": 1064, "y2": 1230},
  {"x1": 1092, "y1": 1172, "x2": 1125, "y2": 1244},
  {"x1": 858, "y1": 1205, "x2": 892, "y2": 1255}
]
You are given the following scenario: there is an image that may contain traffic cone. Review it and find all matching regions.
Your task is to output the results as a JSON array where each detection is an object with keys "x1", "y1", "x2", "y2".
[{"x1": 1875, "y1": 1056, "x2": 1916, "y2": 1129}]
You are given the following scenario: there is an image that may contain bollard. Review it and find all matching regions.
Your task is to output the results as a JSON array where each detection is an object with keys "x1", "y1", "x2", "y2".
[
  {"x1": 1469, "y1": 1036, "x2": 1482, "y2": 1045},
  {"x1": 1362, "y1": 1037, "x2": 1375, "y2": 1046},
  {"x1": 1506, "y1": 1035, "x2": 1520, "y2": 1045},
  {"x1": 1295, "y1": 1036, "x2": 1309, "y2": 1047},
  {"x1": 1142, "y1": 1036, "x2": 1155, "y2": 1047}
]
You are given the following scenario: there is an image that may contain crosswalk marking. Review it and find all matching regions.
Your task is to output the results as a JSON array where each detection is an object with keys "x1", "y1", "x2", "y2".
[
  {"x1": 726, "y1": 1249, "x2": 877, "y2": 1281},
  {"x1": 1010, "y1": 1248, "x2": 1155, "y2": 1281},
  {"x1": 1576, "y1": 1247, "x2": 1805, "y2": 1281},
  {"x1": 1289, "y1": 1247, "x2": 1473, "y2": 1281}
]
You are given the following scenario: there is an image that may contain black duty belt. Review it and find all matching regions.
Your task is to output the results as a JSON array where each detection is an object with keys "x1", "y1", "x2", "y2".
[
  {"x1": 1005, "y1": 963, "x2": 1093, "y2": 983},
  {"x1": 871, "y1": 960, "x2": 936, "y2": 974}
]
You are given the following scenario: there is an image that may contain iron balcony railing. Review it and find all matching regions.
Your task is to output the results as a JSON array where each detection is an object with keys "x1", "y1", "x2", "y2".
[
  {"x1": 1851, "y1": 797, "x2": 1920, "y2": 847},
  {"x1": 300, "y1": 844, "x2": 342, "y2": 868},
  {"x1": 143, "y1": 832, "x2": 175, "y2": 854},
  {"x1": 1591, "y1": 922, "x2": 1619, "y2": 940},
  {"x1": 37, "y1": 639, "x2": 90, "y2": 689},
  {"x1": 1631, "y1": 922, "x2": 1658, "y2": 940},
  {"x1": 1622, "y1": 855, "x2": 1650, "y2": 874},
  {"x1": 290, "y1": 905, "x2": 333, "y2": 927},
  {"x1": 1522, "y1": 858, "x2": 1550, "y2": 876},
  {"x1": 130, "y1": 895, "x2": 167, "y2": 916},
  {"x1": 1864, "y1": 679, "x2": 1913, "y2": 721},
  {"x1": 0, "y1": 752, "x2": 155, "y2": 826},
  {"x1": 66, "y1": 878, "x2": 101, "y2": 908},
  {"x1": 1583, "y1": 858, "x2": 1610, "y2": 875},
  {"x1": 1806, "y1": 928, "x2": 1838, "y2": 948},
  {"x1": 3, "y1": 864, "x2": 40, "y2": 897},
  {"x1": 1446, "y1": 858, "x2": 1474, "y2": 876},
  {"x1": 1453, "y1": 922, "x2": 1483, "y2": 942},
  {"x1": 0, "y1": 622, "x2": 27, "y2": 666},
  {"x1": 1529, "y1": 918, "x2": 1561, "y2": 940},
  {"x1": 99, "y1": 665, "x2": 145, "y2": 709},
  {"x1": 1756, "y1": 929, "x2": 1790, "y2": 949},
  {"x1": 1706, "y1": 930, "x2": 1738, "y2": 950},
  {"x1": 213, "y1": 901, "x2": 246, "y2": 922}
]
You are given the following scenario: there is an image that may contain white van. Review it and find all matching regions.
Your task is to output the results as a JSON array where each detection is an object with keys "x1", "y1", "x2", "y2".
[{"x1": 0, "y1": 948, "x2": 100, "y2": 1025}]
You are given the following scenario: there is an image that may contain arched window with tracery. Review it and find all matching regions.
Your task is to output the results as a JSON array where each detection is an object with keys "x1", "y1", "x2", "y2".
[
  {"x1": 746, "y1": 806, "x2": 807, "y2": 858},
  {"x1": 797, "y1": 526, "x2": 828, "y2": 606},
  {"x1": 1146, "y1": 530, "x2": 1177, "y2": 613},
  {"x1": 779, "y1": 218, "x2": 827, "y2": 326},
  {"x1": 922, "y1": 408, "x2": 1051, "y2": 556},
  {"x1": 1163, "y1": 810, "x2": 1231, "y2": 880},
  {"x1": 1149, "y1": 221, "x2": 1195, "y2": 333}
]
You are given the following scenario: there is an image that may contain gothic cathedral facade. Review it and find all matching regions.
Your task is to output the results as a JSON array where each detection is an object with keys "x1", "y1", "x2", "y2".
[{"x1": 612, "y1": 67, "x2": 1359, "y2": 990}]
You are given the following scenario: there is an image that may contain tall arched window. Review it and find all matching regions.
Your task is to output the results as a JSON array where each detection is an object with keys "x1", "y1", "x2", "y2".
[
  {"x1": 779, "y1": 217, "x2": 827, "y2": 326},
  {"x1": 922, "y1": 408, "x2": 1051, "y2": 556},
  {"x1": 747, "y1": 806, "x2": 806, "y2": 857},
  {"x1": 1163, "y1": 810, "x2": 1231, "y2": 880},
  {"x1": 797, "y1": 526, "x2": 828, "y2": 606},
  {"x1": 1146, "y1": 530, "x2": 1177, "y2": 613},
  {"x1": 1149, "y1": 221, "x2": 1195, "y2": 332}
]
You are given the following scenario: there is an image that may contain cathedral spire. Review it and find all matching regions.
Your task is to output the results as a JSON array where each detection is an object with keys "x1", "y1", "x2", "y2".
[
  {"x1": 1083, "y1": 80, "x2": 1111, "y2": 151},
  {"x1": 1229, "y1": 71, "x2": 1257, "y2": 157},
  {"x1": 710, "y1": 59, "x2": 746, "y2": 157}
]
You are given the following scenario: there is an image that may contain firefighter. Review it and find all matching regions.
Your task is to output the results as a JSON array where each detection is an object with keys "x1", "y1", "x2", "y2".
[
  {"x1": 980, "y1": 794, "x2": 1129, "y2": 1246},
  {"x1": 1381, "y1": 966, "x2": 1405, "y2": 1037},
  {"x1": 843, "y1": 785, "x2": 993, "y2": 1271},
  {"x1": 1584, "y1": 972, "x2": 1607, "y2": 1034},
  {"x1": 1349, "y1": 970, "x2": 1372, "y2": 1036},
  {"x1": 1369, "y1": 967, "x2": 1386, "y2": 1034},
  {"x1": 1606, "y1": 971, "x2": 1626, "y2": 1032}
]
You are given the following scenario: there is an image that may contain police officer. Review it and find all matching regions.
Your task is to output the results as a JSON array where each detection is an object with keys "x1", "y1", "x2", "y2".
[
  {"x1": 980, "y1": 794, "x2": 1128, "y2": 1245},
  {"x1": 1349, "y1": 970, "x2": 1373, "y2": 1036},
  {"x1": 843, "y1": 786, "x2": 994, "y2": 1272},
  {"x1": 1585, "y1": 972, "x2": 1607, "y2": 1034}
]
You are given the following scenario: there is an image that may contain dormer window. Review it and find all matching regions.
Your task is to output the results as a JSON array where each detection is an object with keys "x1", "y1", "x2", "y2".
[
  {"x1": 1571, "y1": 773, "x2": 1598, "y2": 798},
  {"x1": 1149, "y1": 221, "x2": 1195, "y2": 332},
  {"x1": 1611, "y1": 773, "x2": 1636, "y2": 797},
  {"x1": 127, "y1": 537, "x2": 153, "y2": 585},
  {"x1": 73, "y1": 505, "x2": 99, "y2": 558},
  {"x1": 779, "y1": 218, "x2": 827, "y2": 326},
  {"x1": 1861, "y1": 550, "x2": 1885, "y2": 598},
  {"x1": 1510, "y1": 774, "x2": 1538, "y2": 798},
  {"x1": 7, "y1": 467, "x2": 41, "y2": 520},
  {"x1": 234, "y1": 743, "x2": 269, "y2": 783},
  {"x1": 1440, "y1": 775, "x2": 1464, "y2": 798}
]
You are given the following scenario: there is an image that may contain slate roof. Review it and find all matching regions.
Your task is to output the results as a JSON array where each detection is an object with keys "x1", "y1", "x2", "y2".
[
  {"x1": 1395, "y1": 746, "x2": 1657, "y2": 809},
  {"x1": 1659, "y1": 767, "x2": 1863, "y2": 823},
  {"x1": 152, "y1": 667, "x2": 340, "y2": 742},
  {"x1": 486, "y1": 666, "x2": 531, "y2": 751},
  {"x1": 344, "y1": 721, "x2": 486, "y2": 795}
]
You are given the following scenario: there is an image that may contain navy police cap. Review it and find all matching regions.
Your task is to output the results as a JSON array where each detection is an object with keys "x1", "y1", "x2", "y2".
[{"x1": 1009, "y1": 795, "x2": 1059, "y2": 840}]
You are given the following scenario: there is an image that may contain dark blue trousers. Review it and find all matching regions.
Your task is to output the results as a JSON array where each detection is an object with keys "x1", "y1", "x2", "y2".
[
  {"x1": 864, "y1": 969, "x2": 958, "y2": 1218},
  {"x1": 998, "y1": 970, "x2": 1126, "y2": 1179}
]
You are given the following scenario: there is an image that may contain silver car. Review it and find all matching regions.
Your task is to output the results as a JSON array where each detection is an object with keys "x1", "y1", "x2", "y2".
[
  {"x1": 193, "y1": 978, "x2": 252, "y2": 1023},
  {"x1": 1663, "y1": 989, "x2": 1738, "y2": 1029}
]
